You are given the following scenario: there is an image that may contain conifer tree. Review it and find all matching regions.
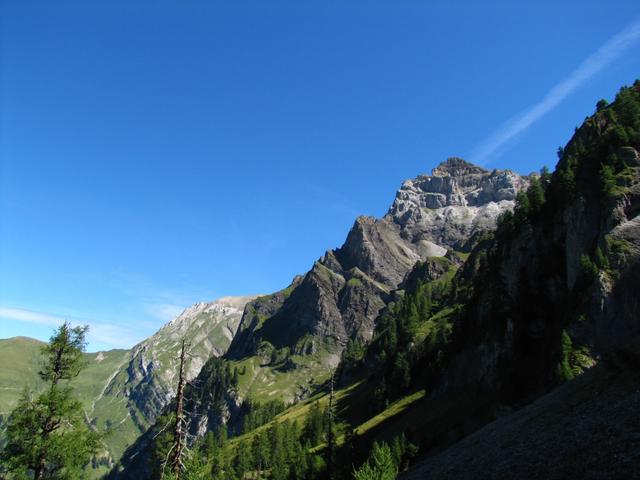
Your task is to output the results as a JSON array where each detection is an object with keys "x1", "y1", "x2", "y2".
[
  {"x1": 303, "y1": 402, "x2": 325, "y2": 445},
  {"x1": 527, "y1": 176, "x2": 546, "y2": 214},
  {"x1": 0, "y1": 322, "x2": 100, "y2": 479},
  {"x1": 352, "y1": 442, "x2": 397, "y2": 480}
]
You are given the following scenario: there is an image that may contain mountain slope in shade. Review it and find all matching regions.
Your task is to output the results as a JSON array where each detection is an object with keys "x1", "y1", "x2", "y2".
[
  {"x1": 370, "y1": 82, "x2": 640, "y2": 478},
  {"x1": 399, "y1": 341, "x2": 640, "y2": 480}
]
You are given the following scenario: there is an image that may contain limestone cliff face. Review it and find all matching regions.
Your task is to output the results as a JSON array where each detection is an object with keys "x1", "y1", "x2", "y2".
[
  {"x1": 386, "y1": 157, "x2": 528, "y2": 251},
  {"x1": 228, "y1": 159, "x2": 527, "y2": 360}
]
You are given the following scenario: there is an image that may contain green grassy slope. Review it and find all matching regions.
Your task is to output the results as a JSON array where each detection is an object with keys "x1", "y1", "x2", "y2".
[
  {"x1": 0, "y1": 337, "x2": 130, "y2": 417},
  {"x1": 231, "y1": 347, "x2": 338, "y2": 405},
  {"x1": 0, "y1": 337, "x2": 45, "y2": 417}
]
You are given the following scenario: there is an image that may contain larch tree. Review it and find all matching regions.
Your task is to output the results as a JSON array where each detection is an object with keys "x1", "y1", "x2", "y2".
[{"x1": 0, "y1": 322, "x2": 101, "y2": 480}]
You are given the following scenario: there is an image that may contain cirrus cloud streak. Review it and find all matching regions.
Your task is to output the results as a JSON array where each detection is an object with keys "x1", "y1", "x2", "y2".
[{"x1": 471, "y1": 19, "x2": 640, "y2": 165}]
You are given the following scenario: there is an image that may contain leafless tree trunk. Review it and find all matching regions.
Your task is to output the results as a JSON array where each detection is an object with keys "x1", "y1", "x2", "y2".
[
  {"x1": 168, "y1": 339, "x2": 188, "y2": 480},
  {"x1": 327, "y1": 368, "x2": 336, "y2": 479}
]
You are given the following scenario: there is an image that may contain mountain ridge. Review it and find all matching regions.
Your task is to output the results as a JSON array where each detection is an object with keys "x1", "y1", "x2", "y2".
[{"x1": 227, "y1": 158, "x2": 528, "y2": 362}]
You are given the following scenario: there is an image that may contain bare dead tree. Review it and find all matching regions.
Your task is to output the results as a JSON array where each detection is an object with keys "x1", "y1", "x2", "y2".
[
  {"x1": 327, "y1": 368, "x2": 336, "y2": 479},
  {"x1": 165, "y1": 339, "x2": 189, "y2": 480}
]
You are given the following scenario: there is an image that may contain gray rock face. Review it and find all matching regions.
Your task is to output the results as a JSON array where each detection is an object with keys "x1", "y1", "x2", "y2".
[
  {"x1": 101, "y1": 296, "x2": 257, "y2": 431},
  {"x1": 229, "y1": 158, "x2": 527, "y2": 359},
  {"x1": 386, "y1": 157, "x2": 528, "y2": 250}
]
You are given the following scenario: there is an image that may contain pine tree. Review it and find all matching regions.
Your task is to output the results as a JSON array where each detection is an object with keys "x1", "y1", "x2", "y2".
[
  {"x1": 252, "y1": 430, "x2": 270, "y2": 474},
  {"x1": 600, "y1": 163, "x2": 617, "y2": 197},
  {"x1": 539, "y1": 166, "x2": 551, "y2": 188},
  {"x1": 234, "y1": 440, "x2": 253, "y2": 479},
  {"x1": 326, "y1": 369, "x2": 336, "y2": 479},
  {"x1": 352, "y1": 442, "x2": 397, "y2": 480},
  {"x1": 303, "y1": 402, "x2": 325, "y2": 446},
  {"x1": 526, "y1": 176, "x2": 545, "y2": 214},
  {"x1": 1, "y1": 322, "x2": 100, "y2": 479},
  {"x1": 514, "y1": 190, "x2": 531, "y2": 223}
]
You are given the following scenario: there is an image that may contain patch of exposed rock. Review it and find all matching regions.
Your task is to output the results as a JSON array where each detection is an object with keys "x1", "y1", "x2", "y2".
[
  {"x1": 386, "y1": 157, "x2": 529, "y2": 251},
  {"x1": 105, "y1": 296, "x2": 258, "y2": 428}
]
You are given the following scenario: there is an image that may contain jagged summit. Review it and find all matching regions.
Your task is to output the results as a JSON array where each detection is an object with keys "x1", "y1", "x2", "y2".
[
  {"x1": 431, "y1": 157, "x2": 488, "y2": 177},
  {"x1": 386, "y1": 158, "x2": 528, "y2": 249},
  {"x1": 389, "y1": 157, "x2": 525, "y2": 212}
]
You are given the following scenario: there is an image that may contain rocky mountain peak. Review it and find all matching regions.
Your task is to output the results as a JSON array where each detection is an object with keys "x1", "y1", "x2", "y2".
[
  {"x1": 389, "y1": 158, "x2": 525, "y2": 213},
  {"x1": 431, "y1": 157, "x2": 488, "y2": 177},
  {"x1": 386, "y1": 158, "x2": 528, "y2": 251}
]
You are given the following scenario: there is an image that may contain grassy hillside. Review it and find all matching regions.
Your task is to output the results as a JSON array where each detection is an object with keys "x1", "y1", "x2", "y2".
[
  {"x1": 231, "y1": 346, "x2": 338, "y2": 404},
  {"x1": 0, "y1": 337, "x2": 45, "y2": 417}
]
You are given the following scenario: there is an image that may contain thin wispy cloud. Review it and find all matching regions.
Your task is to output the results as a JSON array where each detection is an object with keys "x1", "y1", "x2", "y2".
[
  {"x1": 0, "y1": 306, "x2": 140, "y2": 349},
  {"x1": 144, "y1": 303, "x2": 185, "y2": 322},
  {"x1": 0, "y1": 307, "x2": 62, "y2": 327},
  {"x1": 471, "y1": 19, "x2": 640, "y2": 165}
]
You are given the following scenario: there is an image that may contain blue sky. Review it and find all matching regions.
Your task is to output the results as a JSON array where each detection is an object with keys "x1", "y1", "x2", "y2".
[{"x1": 1, "y1": 0, "x2": 639, "y2": 351}]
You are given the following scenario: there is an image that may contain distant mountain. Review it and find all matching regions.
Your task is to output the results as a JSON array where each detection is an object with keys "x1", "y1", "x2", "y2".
[
  {"x1": 0, "y1": 337, "x2": 49, "y2": 419},
  {"x1": 0, "y1": 337, "x2": 129, "y2": 423},
  {"x1": 114, "y1": 296, "x2": 258, "y2": 427}
]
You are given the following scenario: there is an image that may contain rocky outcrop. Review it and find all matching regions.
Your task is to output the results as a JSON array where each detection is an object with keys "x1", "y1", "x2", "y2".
[
  {"x1": 115, "y1": 296, "x2": 257, "y2": 426},
  {"x1": 386, "y1": 157, "x2": 528, "y2": 251}
]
